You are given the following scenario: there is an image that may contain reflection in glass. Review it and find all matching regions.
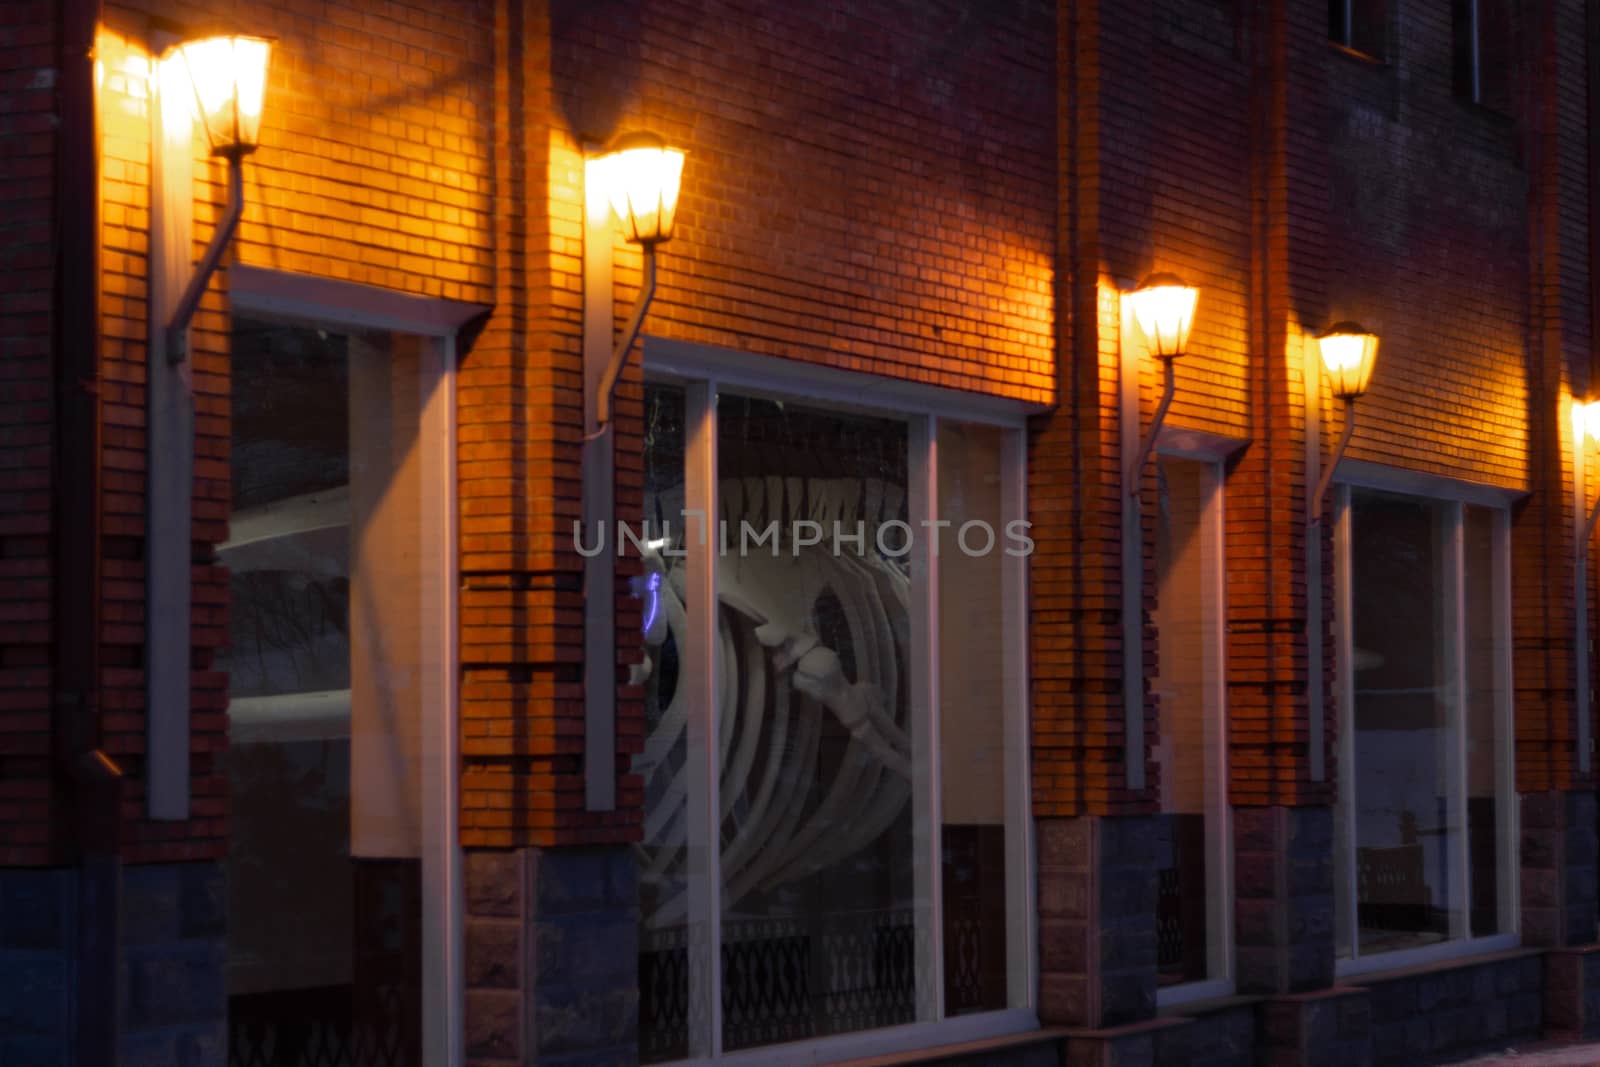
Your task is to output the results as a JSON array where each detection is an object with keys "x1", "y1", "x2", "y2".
[
  {"x1": 1152, "y1": 457, "x2": 1224, "y2": 986},
  {"x1": 1465, "y1": 506, "x2": 1505, "y2": 937},
  {"x1": 220, "y1": 318, "x2": 424, "y2": 1066},
  {"x1": 715, "y1": 394, "x2": 915, "y2": 1050},
  {"x1": 636, "y1": 384, "x2": 691, "y2": 1064},
  {"x1": 1349, "y1": 489, "x2": 1461, "y2": 953},
  {"x1": 936, "y1": 422, "x2": 1010, "y2": 1014}
]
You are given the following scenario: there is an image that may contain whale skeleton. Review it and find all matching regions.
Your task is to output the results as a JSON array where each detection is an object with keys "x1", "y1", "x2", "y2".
[{"x1": 634, "y1": 474, "x2": 913, "y2": 929}]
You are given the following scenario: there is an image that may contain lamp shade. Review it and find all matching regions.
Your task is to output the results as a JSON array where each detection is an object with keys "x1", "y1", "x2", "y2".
[
  {"x1": 1127, "y1": 273, "x2": 1199, "y2": 359},
  {"x1": 598, "y1": 132, "x2": 685, "y2": 245},
  {"x1": 1318, "y1": 322, "x2": 1379, "y2": 399},
  {"x1": 174, "y1": 36, "x2": 272, "y2": 158}
]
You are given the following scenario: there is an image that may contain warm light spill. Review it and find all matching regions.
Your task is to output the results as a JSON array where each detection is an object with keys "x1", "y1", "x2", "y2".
[
  {"x1": 1317, "y1": 322, "x2": 1379, "y2": 400},
  {"x1": 1576, "y1": 400, "x2": 1600, "y2": 446},
  {"x1": 599, "y1": 137, "x2": 685, "y2": 245},
  {"x1": 173, "y1": 36, "x2": 271, "y2": 157},
  {"x1": 156, "y1": 55, "x2": 196, "y2": 133},
  {"x1": 1126, "y1": 274, "x2": 1198, "y2": 359}
]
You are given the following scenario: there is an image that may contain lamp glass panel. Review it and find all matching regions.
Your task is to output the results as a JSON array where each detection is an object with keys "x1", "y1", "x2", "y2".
[
  {"x1": 178, "y1": 36, "x2": 271, "y2": 154},
  {"x1": 1320, "y1": 332, "x2": 1378, "y2": 398},
  {"x1": 1129, "y1": 285, "x2": 1198, "y2": 358},
  {"x1": 607, "y1": 147, "x2": 685, "y2": 243}
]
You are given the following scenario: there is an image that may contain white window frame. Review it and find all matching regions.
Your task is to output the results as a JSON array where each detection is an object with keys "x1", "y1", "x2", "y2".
[
  {"x1": 1332, "y1": 461, "x2": 1519, "y2": 978},
  {"x1": 227, "y1": 264, "x2": 476, "y2": 1067},
  {"x1": 1150, "y1": 440, "x2": 1235, "y2": 1007},
  {"x1": 642, "y1": 337, "x2": 1039, "y2": 1065}
]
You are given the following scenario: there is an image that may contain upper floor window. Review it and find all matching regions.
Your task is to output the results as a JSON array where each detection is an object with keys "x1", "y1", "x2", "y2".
[
  {"x1": 1329, "y1": 0, "x2": 1386, "y2": 59},
  {"x1": 1333, "y1": 484, "x2": 1517, "y2": 972},
  {"x1": 1454, "y1": 0, "x2": 1512, "y2": 111}
]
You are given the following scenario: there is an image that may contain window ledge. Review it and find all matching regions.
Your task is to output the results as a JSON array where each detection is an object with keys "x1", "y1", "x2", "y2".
[
  {"x1": 1328, "y1": 41, "x2": 1388, "y2": 67},
  {"x1": 825, "y1": 1026, "x2": 1070, "y2": 1067},
  {"x1": 1156, "y1": 991, "x2": 1268, "y2": 1019},
  {"x1": 1341, "y1": 944, "x2": 1538, "y2": 985}
]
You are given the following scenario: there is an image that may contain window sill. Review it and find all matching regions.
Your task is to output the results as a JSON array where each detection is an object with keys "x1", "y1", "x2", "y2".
[
  {"x1": 826, "y1": 1025, "x2": 1067, "y2": 1066},
  {"x1": 1328, "y1": 41, "x2": 1387, "y2": 67},
  {"x1": 1336, "y1": 937, "x2": 1529, "y2": 981},
  {"x1": 1156, "y1": 989, "x2": 1263, "y2": 1019},
  {"x1": 670, "y1": 1010, "x2": 1043, "y2": 1067}
]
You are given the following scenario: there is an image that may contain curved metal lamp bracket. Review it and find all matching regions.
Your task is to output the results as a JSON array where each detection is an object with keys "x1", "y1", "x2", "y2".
[
  {"x1": 594, "y1": 245, "x2": 658, "y2": 430},
  {"x1": 1127, "y1": 357, "x2": 1177, "y2": 498},
  {"x1": 1308, "y1": 396, "x2": 1357, "y2": 527},
  {"x1": 166, "y1": 154, "x2": 245, "y2": 366}
]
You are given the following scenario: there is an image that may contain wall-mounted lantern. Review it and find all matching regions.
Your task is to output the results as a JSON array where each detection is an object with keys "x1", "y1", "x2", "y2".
[
  {"x1": 174, "y1": 35, "x2": 271, "y2": 159},
  {"x1": 165, "y1": 35, "x2": 273, "y2": 362},
  {"x1": 1307, "y1": 321, "x2": 1380, "y2": 525},
  {"x1": 146, "y1": 33, "x2": 272, "y2": 822},
  {"x1": 1124, "y1": 273, "x2": 1200, "y2": 495},
  {"x1": 1119, "y1": 272, "x2": 1200, "y2": 794},
  {"x1": 588, "y1": 132, "x2": 686, "y2": 428},
  {"x1": 582, "y1": 131, "x2": 687, "y2": 811}
]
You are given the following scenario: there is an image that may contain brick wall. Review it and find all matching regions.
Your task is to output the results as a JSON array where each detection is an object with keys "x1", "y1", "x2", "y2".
[{"x1": 0, "y1": 1, "x2": 59, "y2": 866}]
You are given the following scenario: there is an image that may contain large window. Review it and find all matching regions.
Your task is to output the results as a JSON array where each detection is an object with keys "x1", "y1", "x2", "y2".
[
  {"x1": 220, "y1": 316, "x2": 454, "y2": 1064},
  {"x1": 633, "y1": 370, "x2": 1032, "y2": 1064},
  {"x1": 1333, "y1": 483, "x2": 1516, "y2": 970},
  {"x1": 1152, "y1": 456, "x2": 1231, "y2": 999}
]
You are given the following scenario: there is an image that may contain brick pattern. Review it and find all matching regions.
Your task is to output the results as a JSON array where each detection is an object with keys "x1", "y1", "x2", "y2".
[
  {"x1": 1521, "y1": 790, "x2": 1599, "y2": 949},
  {"x1": 1509, "y1": 0, "x2": 1593, "y2": 795},
  {"x1": 1233, "y1": 805, "x2": 1334, "y2": 996},
  {"x1": 1037, "y1": 815, "x2": 1159, "y2": 1029},
  {"x1": 552, "y1": 0, "x2": 1056, "y2": 402},
  {"x1": 462, "y1": 846, "x2": 637, "y2": 1066},
  {"x1": 0, "y1": 1, "x2": 58, "y2": 866}
]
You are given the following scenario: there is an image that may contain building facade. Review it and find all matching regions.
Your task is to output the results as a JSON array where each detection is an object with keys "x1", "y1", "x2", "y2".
[{"x1": 3, "y1": 0, "x2": 1599, "y2": 1064}]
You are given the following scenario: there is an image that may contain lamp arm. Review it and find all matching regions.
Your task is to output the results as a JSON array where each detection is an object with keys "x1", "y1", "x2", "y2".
[
  {"x1": 167, "y1": 155, "x2": 246, "y2": 364},
  {"x1": 1309, "y1": 397, "x2": 1356, "y2": 527},
  {"x1": 595, "y1": 245, "x2": 658, "y2": 429},
  {"x1": 1128, "y1": 357, "x2": 1177, "y2": 497}
]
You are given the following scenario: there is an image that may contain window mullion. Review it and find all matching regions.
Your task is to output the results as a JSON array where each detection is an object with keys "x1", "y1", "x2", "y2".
[
  {"x1": 1000, "y1": 427, "x2": 1034, "y2": 1009},
  {"x1": 1334, "y1": 485, "x2": 1359, "y2": 959},
  {"x1": 1495, "y1": 510, "x2": 1518, "y2": 935},
  {"x1": 683, "y1": 379, "x2": 722, "y2": 1059},
  {"x1": 909, "y1": 413, "x2": 944, "y2": 1022},
  {"x1": 1449, "y1": 502, "x2": 1470, "y2": 942}
]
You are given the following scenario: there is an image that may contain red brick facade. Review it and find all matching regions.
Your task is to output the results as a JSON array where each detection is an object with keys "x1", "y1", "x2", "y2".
[{"x1": 6, "y1": 0, "x2": 1600, "y2": 1060}]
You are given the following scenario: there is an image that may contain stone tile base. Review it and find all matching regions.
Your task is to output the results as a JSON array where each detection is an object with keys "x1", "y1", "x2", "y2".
[
  {"x1": 464, "y1": 845, "x2": 638, "y2": 1067},
  {"x1": 1256, "y1": 987, "x2": 1371, "y2": 1067},
  {"x1": 0, "y1": 862, "x2": 226, "y2": 1067},
  {"x1": 1060, "y1": 1016, "x2": 1189, "y2": 1067},
  {"x1": 1545, "y1": 944, "x2": 1600, "y2": 1042}
]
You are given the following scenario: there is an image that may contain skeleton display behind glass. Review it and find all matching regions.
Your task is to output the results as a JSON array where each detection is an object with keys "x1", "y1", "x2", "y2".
[{"x1": 635, "y1": 387, "x2": 917, "y2": 1050}]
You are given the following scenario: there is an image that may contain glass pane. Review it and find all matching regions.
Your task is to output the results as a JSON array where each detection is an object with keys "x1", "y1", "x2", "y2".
[
  {"x1": 221, "y1": 319, "x2": 428, "y2": 1065},
  {"x1": 1349, "y1": 489, "x2": 1461, "y2": 954},
  {"x1": 1464, "y1": 506, "x2": 1505, "y2": 937},
  {"x1": 936, "y1": 421, "x2": 1009, "y2": 1015},
  {"x1": 715, "y1": 394, "x2": 916, "y2": 1050},
  {"x1": 636, "y1": 384, "x2": 692, "y2": 1064},
  {"x1": 1153, "y1": 457, "x2": 1222, "y2": 985}
]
